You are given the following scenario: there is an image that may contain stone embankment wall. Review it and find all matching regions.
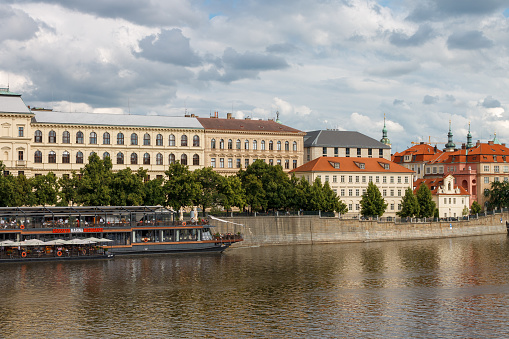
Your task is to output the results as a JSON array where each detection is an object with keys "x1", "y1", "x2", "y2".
[{"x1": 214, "y1": 213, "x2": 509, "y2": 247}]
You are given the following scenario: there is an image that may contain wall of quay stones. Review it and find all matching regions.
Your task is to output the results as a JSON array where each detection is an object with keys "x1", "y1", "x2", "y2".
[{"x1": 214, "y1": 213, "x2": 509, "y2": 248}]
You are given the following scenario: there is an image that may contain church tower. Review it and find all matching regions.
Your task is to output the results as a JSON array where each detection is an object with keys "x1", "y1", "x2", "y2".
[
  {"x1": 445, "y1": 120, "x2": 456, "y2": 152},
  {"x1": 380, "y1": 114, "x2": 391, "y2": 146},
  {"x1": 466, "y1": 122, "x2": 473, "y2": 149}
]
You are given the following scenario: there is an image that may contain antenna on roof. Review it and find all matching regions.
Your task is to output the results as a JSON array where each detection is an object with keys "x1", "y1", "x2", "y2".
[{"x1": 128, "y1": 97, "x2": 131, "y2": 115}]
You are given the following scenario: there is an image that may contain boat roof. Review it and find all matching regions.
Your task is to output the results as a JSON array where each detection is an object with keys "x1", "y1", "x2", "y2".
[{"x1": 0, "y1": 206, "x2": 174, "y2": 217}]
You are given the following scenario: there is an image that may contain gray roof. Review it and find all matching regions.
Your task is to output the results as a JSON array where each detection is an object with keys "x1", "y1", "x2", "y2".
[
  {"x1": 32, "y1": 111, "x2": 204, "y2": 129},
  {"x1": 0, "y1": 93, "x2": 33, "y2": 115},
  {"x1": 304, "y1": 130, "x2": 391, "y2": 149}
]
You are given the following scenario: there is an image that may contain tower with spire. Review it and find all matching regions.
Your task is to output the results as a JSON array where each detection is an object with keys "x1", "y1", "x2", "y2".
[
  {"x1": 466, "y1": 122, "x2": 473, "y2": 149},
  {"x1": 380, "y1": 114, "x2": 391, "y2": 146},
  {"x1": 493, "y1": 132, "x2": 501, "y2": 145},
  {"x1": 445, "y1": 120, "x2": 456, "y2": 152}
]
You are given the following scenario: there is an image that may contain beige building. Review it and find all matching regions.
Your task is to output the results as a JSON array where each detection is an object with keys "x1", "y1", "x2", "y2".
[
  {"x1": 414, "y1": 175, "x2": 470, "y2": 218},
  {"x1": 0, "y1": 89, "x2": 305, "y2": 178},
  {"x1": 197, "y1": 114, "x2": 305, "y2": 175},
  {"x1": 290, "y1": 156, "x2": 414, "y2": 217}
]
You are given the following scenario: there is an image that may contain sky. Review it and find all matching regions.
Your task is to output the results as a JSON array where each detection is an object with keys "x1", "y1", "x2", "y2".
[{"x1": 2, "y1": 0, "x2": 509, "y2": 152}]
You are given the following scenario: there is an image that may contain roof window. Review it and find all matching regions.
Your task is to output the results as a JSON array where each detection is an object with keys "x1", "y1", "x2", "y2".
[{"x1": 329, "y1": 161, "x2": 340, "y2": 169}]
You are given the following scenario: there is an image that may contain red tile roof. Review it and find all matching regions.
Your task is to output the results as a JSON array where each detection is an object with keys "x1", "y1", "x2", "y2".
[
  {"x1": 197, "y1": 117, "x2": 304, "y2": 133},
  {"x1": 392, "y1": 143, "x2": 442, "y2": 163},
  {"x1": 290, "y1": 157, "x2": 414, "y2": 173},
  {"x1": 413, "y1": 176, "x2": 469, "y2": 196}
]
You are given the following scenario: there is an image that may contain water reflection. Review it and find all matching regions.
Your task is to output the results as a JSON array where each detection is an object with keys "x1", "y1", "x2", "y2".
[{"x1": 1, "y1": 235, "x2": 509, "y2": 337}]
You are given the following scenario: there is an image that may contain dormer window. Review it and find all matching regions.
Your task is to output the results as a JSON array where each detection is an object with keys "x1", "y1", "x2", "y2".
[
  {"x1": 328, "y1": 161, "x2": 340, "y2": 169},
  {"x1": 354, "y1": 161, "x2": 365, "y2": 169},
  {"x1": 378, "y1": 161, "x2": 389, "y2": 170}
]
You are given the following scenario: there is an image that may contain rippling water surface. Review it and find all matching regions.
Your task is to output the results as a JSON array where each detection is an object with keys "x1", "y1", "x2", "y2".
[{"x1": 2, "y1": 235, "x2": 509, "y2": 338}]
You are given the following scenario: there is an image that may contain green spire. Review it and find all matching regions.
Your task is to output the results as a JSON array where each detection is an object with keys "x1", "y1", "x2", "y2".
[
  {"x1": 380, "y1": 114, "x2": 391, "y2": 145},
  {"x1": 466, "y1": 122, "x2": 473, "y2": 149},
  {"x1": 493, "y1": 132, "x2": 501, "y2": 144},
  {"x1": 445, "y1": 120, "x2": 455, "y2": 151}
]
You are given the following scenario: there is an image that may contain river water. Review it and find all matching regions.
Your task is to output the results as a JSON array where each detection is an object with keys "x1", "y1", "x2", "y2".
[{"x1": 1, "y1": 235, "x2": 509, "y2": 338}]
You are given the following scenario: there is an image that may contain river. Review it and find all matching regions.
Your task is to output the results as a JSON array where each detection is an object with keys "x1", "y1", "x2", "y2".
[{"x1": 1, "y1": 234, "x2": 509, "y2": 338}]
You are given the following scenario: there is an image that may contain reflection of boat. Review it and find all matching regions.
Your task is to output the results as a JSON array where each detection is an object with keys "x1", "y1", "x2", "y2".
[{"x1": 0, "y1": 206, "x2": 243, "y2": 262}]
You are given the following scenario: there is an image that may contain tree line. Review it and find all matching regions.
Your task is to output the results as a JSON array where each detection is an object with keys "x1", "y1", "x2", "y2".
[{"x1": 0, "y1": 154, "x2": 347, "y2": 214}]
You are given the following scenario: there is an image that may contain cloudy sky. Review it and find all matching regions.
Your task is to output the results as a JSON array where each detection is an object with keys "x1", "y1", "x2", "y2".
[{"x1": 2, "y1": 0, "x2": 509, "y2": 151}]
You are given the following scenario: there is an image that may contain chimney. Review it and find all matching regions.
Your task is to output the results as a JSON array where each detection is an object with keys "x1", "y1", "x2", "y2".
[
  {"x1": 476, "y1": 140, "x2": 481, "y2": 147},
  {"x1": 227, "y1": 113, "x2": 232, "y2": 119},
  {"x1": 245, "y1": 117, "x2": 251, "y2": 120},
  {"x1": 488, "y1": 140, "x2": 494, "y2": 145},
  {"x1": 190, "y1": 114, "x2": 195, "y2": 117}
]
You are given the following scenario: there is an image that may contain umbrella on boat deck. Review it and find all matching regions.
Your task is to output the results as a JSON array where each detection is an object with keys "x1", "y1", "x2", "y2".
[
  {"x1": 0, "y1": 240, "x2": 17, "y2": 246},
  {"x1": 65, "y1": 238, "x2": 97, "y2": 245},
  {"x1": 45, "y1": 239, "x2": 68, "y2": 245},
  {"x1": 20, "y1": 239, "x2": 47, "y2": 246},
  {"x1": 98, "y1": 238, "x2": 113, "y2": 243}
]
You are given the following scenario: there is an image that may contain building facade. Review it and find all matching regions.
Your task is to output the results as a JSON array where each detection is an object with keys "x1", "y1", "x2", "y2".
[
  {"x1": 0, "y1": 89, "x2": 305, "y2": 178},
  {"x1": 290, "y1": 157, "x2": 414, "y2": 217},
  {"x1": 414, "y1": 175, "x2": 470, "y2": 218},
  {"x1": 304, "y1": 130, "x2": 392, "y2": 163}
]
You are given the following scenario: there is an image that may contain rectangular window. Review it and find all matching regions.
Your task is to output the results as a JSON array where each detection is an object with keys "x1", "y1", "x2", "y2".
[
  {"x1": 348, "y1": 189, "x2": 353, "y2": 196},
  {"x1": 379, "y1": 149, "x2": 383, "y2": 157},
  {"x1": 317, "y1": 175, "x2": 321, "y2": 181},
  {"x1": 269, "y1": 159, "x2": 273, "y2": 166},
  {"x1": 494, "y1": 166, "x2": 500, "y2": 173},
  {"x1": 348, "y1": 204, "x2": 352, "y2": 211},
  {"x1": 325, "y1": 175, "x2": 329, "y2": 182},
  {"x1": 397, "y1": 176, "x2": 401, "y2": 183},
  {"x1": 211, "y1": 158, "x2": 216, "y2": 168},
  {"x1": 383, "y1": 189, "x2": 387, "y2": 197},
  {"x1": 375, "y1": 176, "x2": 379, "y2": 183},
  {"x1": 357, "y1": 148, "x2": 361, "y2": 157},
  {"x1": 340, "y1": 175, "x2": 345, "y2": 183},
  {"x1": 355, "y1": 176, "x2": 359, "y2": 183},
  {"x1": 18, "y1": 151, "x2": 23, "y2": 161},
  {"x1": 504, "y1": 166, "x2": 509, "y2": 173},
  {"x1": 398, "y1": 190, "x2": 401, "y2": 196},
  {"x1": 484, "y1": 165, "x2": 490, "y2": 172},
  {"x1": 390, "y1": 190, "x2": 394, "y2": 196},
  {"x1": 341, "y1": 189, "x2": 345, "y2": 196},
  {"x1": 390, "y1": 176, "x2": 394, "y2": 184},
  {"x1": 495, "y1": 177, "x2": 499, "y2": 182},
  {"x1": 285, "y1": 160, "x2": 289, "y2": 169},
  {"x1": 245, "y1": 159, "x2": 250, "y2": 168},
  {"x1": 345, "y1": 148, "x2": 350, "y2": 157},
  {"x1": 356, "y1": 204, "x2": 360, "y2": 211},
  {"x1": 356, "y1": 189, "x2": 360, "y2": 196},
  {"x1": 332, "y1": 175, "x2": 337, "y2": 183},
  {"x1": 236, "y1": 158, "x2": 241, "y2": 168},
  {"x1": 368, "y1": 176, "x2": 372, "y2": 182},
  {"x1": 484, "y1": 177, "x2": 489, "y2": 183},
  {"x1": 334, "y1": 147, "x2": 339, "y2": 157},
  {"x1": 390, "y1": 203, "x2": 394, "y2": 210},
  {"x1": 383, "y1": 176, "x2": 387, "y2": 183},
  {"x1": 368, "y1": 148, "x2": 372, "y2": 157},
  {"x1": 404, "y1": 176, "x2": 409, "y2": 184},
  {"x1": 293, "y1": 160, "x2": 297, "y2": 169},
  {"x1": 228, "y1": 158, "x2": 233, "y2": 168},
  {"x1": 322, "y1": 147, "x2": 327, "y2": 157},
  {"x1": 219, "y1": 158, "x2": 224, "y2": 168},
  {"x1": 362, "y1": 176, "x2": 366, "y2": 183},
  {"x1": 18, "y1": 127, "x2": 24, "y2": 137},
  {"x1": 348, "y1": 176, "x2": 353, "y2": 183}
]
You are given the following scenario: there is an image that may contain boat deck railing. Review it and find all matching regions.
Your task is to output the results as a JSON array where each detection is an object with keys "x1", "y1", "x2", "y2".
[{"x1": 0, "y1": 246, "x2": 107, "y2": 260}]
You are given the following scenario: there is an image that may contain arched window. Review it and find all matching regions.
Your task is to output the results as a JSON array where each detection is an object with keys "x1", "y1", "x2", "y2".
[
  {"x1": 76, "y1": 131, "x2": 84, "y2": 144},
  {"x1": 269, "y1": 141, "x2": 274, "y2": 150},
  {"x1": 103, "y1": 152, "x2": 110, "y2": 160},
  {"x1": 293, "y1": 141, "x2": 297, "y2": 151},
  {"x1": 169, "y1": 134, "x2": 176, "y2": 146},
  {"x1": 143, "y1": 133, "x2": 151, "y2": 146},
  {"x1": 169, "y1": 153, "x2": 175, "y2": 164},
  {"x1": 89, "y1": 152, "x2": 95, "y2": 158},
  {"x1": 62, "y1": 131, "x2": 70, "y2": 144},
  {"x1": 261, "y1": 140, "x2": 266, "y2": 150},
  {"x1": 156, "y1": 153, "x2": 163, "y2": 165},
  {"x1": 131, "y1": 153, "x2": 138, "y2": 164},
  {"x1": 181, "y1": 154, "x2": 188, "y2": 165},
  {"x1": 48, "y1": 151, "x2": 56, "y2": 163},
  {"x1": 117, "y1": 133, "x2": 124, "y2": 145},
  {"x1": 193, "y1": 154, "x2": 199, "y2": 166},
  {"x1": 62, "y1": 151, "x2": 70, "y2": 163},
  {"x1": 34, "y1": 151, "x2": 42, "y2": 163},
  {"x1": 48, "y1": 130, "x2": 56, "y2": 143},
  {"x1": 236, "y1": 139, "x2": 241, "y2": 149},
  {"x1": 245, "y1": 140, "x2": 249, "y2": 150},
  {"x1": 131, "y1": 133, "x2": 138, "y2": 145},
  {"x1": 143, "y1": 153, "x2": 150, "y2": 165},
  {"x1": 181, "y1": 135, "x2": 188, "y2": 146},
  {"x1": 156, "y1": 134, "x2": 163, "y2": 146},
  {"x1": 211, "y1": 138, "x2": 216, "y2": 149},
  {"x1": 193, "y1": 135, "x2": 200, "y2": 147},
  {"x1": 34, "y1": 130, "x2": 42, "y2": 143},
  {"x1": 253, "y1": 140, "x2": 258, "y2": 150},
  {"x1": 90, "y1": 132, "x2": 97, "y2": 144},
  {"x1": 117, "y1": 152, "x2": 124, "y2": 165},
  {"x1": 76, "y1": 151, "x2": 84, "y2": 164},
  {"x1": 103, "y1": 132, "x2": 110, "y2": 145},
  {"x1": 277, "y1": 141, "x2": 281, "y2": 151},
  {"x1": 285, "y1": 141, "x2": 289, "y2": 151},
  {"x1": 228, "y1": 139, "x2": 233, "y2": 149},
  {"x1": 219, "y1": 139, "x2": 224, "y2": 149}
]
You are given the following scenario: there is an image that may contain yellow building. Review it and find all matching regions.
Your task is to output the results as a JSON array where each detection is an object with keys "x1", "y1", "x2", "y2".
[{"x1": 0, "y1": 89, "x2": 305, "y2": 178}]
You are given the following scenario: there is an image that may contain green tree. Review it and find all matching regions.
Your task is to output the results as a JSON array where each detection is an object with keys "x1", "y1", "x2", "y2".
[
  {"x1": 219, "y1": 175, "x2": 246, "y2": 213},
  {"x1": 397, "y1": 188, "x2": 420, "y2": 218},
  {"x1": 471, "y1": 201, "x2": 482, "y2": 214},
  {"x1": 32, "y1": 172, "x2": 59, "y2": 206},
  {"x1": 322, "y1": 181, "x2": 348, "y2": 214},
  {"x1": 484, "y1": 181, "x2": 509, "y2": 210},
  {"x1": 110, "y1": 168, "x2": 146, "y2": 206},
  {"x1": 416, "y1": 183, "x2": 436, "y2": 218},
  {"x1": 143, "y1": 177, "x2": 166, "y2": 206},
  {"x1": 308, "y1": 177, "x2": 326, "y2": 211},
  {"x1": 241, "y1": 173, "x2": 266, "y2": 212},
  {"x1": 193, "y1": 167, "x2": 223, "y2": 216},
  {"x1": 163, "y1": 162, "x2": 200, "y2": 211},
  {"x1": 360, "y1": 182, "x2": 387, "y2": 217},
  {"x1": 0, "y1": 162, "x2": 16, "y2": 207},
  {"x1": 75, "y1": 153, "x2": 113, "y2": 206},
  {"x1": 57, "y1": 172, "x2": 79, "y2": 206}
]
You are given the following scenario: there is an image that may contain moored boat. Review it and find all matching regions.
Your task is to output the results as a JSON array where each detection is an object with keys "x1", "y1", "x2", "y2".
[{"x1": 0, "y1": 206, "x2": 243, "y2": 262}]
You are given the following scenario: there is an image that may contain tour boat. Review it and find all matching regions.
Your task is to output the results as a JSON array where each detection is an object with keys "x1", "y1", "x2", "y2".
[{"x1": 0, "y1": 206, "x2": 243, "y2": 262}]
